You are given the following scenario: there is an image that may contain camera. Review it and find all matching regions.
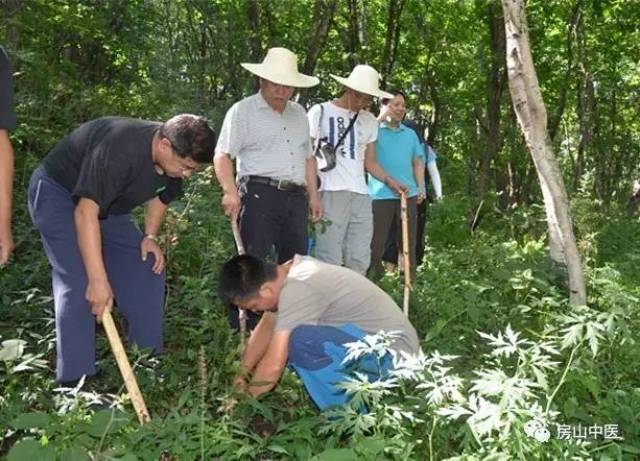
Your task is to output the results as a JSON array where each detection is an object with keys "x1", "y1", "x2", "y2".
[{"x1": 315, "y1": 139, "x2": 337, "y2": 172}]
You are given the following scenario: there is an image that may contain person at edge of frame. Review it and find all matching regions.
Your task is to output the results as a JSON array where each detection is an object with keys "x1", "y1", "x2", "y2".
[{"x1": 0, "y1": 45, "x2": 17, "y2": 267}]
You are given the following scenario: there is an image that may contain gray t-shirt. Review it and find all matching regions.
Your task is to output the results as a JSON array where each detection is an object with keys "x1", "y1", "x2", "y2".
[{"x1": 275, "y1": 255, "x2": 421, "y2": 355}]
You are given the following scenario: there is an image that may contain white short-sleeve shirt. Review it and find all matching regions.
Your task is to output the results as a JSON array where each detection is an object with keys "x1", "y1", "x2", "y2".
[
  {"x1": 215, "y1": 92, "x2": 312, "y2": 185},
  {"x1": 307, "y1": 102, "x2": 378, "y2": 194}
]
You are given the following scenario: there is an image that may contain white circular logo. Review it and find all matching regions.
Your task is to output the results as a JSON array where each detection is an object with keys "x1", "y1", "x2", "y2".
[
  {"x1": 534, "y1": 427, "x2": 551, "y2": 442},
  {"x1": 524, "y1": 419, "x2": 543, "y2": 437}
]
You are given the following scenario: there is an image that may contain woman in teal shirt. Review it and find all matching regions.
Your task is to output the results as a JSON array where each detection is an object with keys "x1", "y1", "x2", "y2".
[{"x1": 368, "y1": 90, "x2": 425, "y2": 280}]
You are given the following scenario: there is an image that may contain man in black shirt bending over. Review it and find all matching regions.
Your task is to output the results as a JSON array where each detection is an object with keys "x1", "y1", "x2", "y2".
[{"x1": 28, "y1": 115, "x2": 216, "y2": 385}]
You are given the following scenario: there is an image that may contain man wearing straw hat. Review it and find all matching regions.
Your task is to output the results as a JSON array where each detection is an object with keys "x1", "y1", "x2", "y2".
[
  {"x1": 214, "y1": 47, "x2": 322, "y2": 329},
  {"x1": 307, "y1": 65, "x2": 405, "y2": 274}
]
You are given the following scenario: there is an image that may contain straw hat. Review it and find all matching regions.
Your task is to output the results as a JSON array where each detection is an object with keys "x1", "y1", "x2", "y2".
[
  {"x1": 241, "y1": 47, "x2": 319, "y2": 88},
  {"x1": 330, "y1": 65, "x2": 393, "y2": 99}
]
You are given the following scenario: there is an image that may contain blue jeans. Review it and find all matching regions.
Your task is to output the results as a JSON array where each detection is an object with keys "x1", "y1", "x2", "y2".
[
  {"x1": 288, "y1": 324, "x2": 392, "y2": 411},
  {"x1": 28, "y1": 166, "x2": 165, "y2": 383}
]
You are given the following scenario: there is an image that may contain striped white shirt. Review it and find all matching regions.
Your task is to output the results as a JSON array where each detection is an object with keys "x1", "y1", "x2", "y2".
[{"x1": 215, "y1": 92, "x2": 312, "y2": 185}]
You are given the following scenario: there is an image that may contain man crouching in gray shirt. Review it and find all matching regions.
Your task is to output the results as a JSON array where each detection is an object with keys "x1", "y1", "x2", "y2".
[{"x1": 218, "y1": 254, "x2": 421, "y2": 410}]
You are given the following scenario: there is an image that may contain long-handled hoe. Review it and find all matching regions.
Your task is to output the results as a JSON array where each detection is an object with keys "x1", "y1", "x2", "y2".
[
  {"x1": 230, "y1": 220, "x2": 248, "y2": 350},
  {"x1": 101, "y1": 301, "x2": 151, "y2": 424},
  {"x1": 400, "y1": 192, "x2": 412, "y2": 316}
]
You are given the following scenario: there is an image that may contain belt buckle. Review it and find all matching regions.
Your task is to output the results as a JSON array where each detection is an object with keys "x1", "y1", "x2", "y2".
[{"x1": 277, "y1": 179, "x2": 294, "y2": 191}]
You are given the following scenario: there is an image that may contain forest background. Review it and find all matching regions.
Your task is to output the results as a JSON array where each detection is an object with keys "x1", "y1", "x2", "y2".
[{"x1": 1, "y1": 0, "x2": 639, "y2": 460}]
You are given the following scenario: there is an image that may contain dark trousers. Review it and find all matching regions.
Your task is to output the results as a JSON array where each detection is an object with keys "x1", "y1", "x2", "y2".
[
  {"x1": 28, "y1": 167, "x2": 165, "y2": 383},
  {"x1": 383, "y1": 198, "x2": 428, "y2": 265},
  {"x1": 227, "y1": 180, "x2": 308, "y2": 330},
  {"x1": 369, "y1": 197, "x2": 418, "y2": 280}
]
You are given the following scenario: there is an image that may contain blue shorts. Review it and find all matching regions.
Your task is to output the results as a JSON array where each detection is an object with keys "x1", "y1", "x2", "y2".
[{"x1": 288, "y1": 324, "x2": 392, "y2": 411}]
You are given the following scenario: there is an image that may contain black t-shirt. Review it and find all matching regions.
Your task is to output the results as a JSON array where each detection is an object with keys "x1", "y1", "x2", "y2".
[
  {"x1": 42, "y1": 117, "x2": 183, "y2": 218},
  {"x1": 0, "y1": 46, "x2": 16, "y2": 130}
]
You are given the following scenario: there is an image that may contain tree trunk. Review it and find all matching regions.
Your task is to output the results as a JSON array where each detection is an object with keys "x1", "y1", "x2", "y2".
[
  {"x1": 246, "y1": 0, "x2": 262, "y2": 63},
  {"x1": 0, "y1": 0, "x2": 22, "y2": 48},
  {"x1": 501, "y1": 0, "x2": 587, "y2": 305},
  {"x1": 298, "y1": 0, "x2": 339, "y2": 107},
  {"x1": 548, "y1": 0, "x2": 582, "y2": 141},
  {"x1": 344, "y1": 0, "x2": 361, "y2": 68},
  {"x1": 380, "y1": 0, "x2": 406, "y2": 86},
  {"x1": 477, "y1": 1, "x2": 507, "y2": 204}
]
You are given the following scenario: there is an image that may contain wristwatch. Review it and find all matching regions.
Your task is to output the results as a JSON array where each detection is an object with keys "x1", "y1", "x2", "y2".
[{"x1": 144, "y1": 234, "x2": 158, "y2": 242}]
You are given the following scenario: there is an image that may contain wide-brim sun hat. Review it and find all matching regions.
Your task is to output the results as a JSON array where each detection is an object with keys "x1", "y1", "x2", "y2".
[
  {"x1": 241, "y1": 47, "x2": 319, "y2": 88},
  {"x1": 330, "y1": 65, "x2": 394, "y2": 99}
]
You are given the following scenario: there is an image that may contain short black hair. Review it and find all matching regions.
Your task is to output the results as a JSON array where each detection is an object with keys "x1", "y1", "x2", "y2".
[
  {"x1": 218, "y1": 255, "x2": 278, "y2": 306},
  {"x1": 160, "y1": 114, "x2": 217, "y2": 164},
  {"x1": 380, "y1": 89, "x2": 406, "y2": 106}
]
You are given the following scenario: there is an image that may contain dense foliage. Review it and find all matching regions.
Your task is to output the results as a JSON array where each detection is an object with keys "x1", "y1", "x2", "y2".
[{"x1": 1, "y1": 1, "x2": 639, "y2": 459}]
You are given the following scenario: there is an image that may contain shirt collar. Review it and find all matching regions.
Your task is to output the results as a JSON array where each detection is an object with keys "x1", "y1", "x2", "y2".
[
  {"x1": 255, "y1": 91, "x2": 290, "y2": 113},
  {"x1": 381, "y1": 122, "x2": 406, "y2": 132}
]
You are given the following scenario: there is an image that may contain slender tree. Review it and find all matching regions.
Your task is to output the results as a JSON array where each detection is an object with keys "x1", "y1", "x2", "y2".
[{"x1": 501, "y1": 0, "x2": 587, "y2": 305}]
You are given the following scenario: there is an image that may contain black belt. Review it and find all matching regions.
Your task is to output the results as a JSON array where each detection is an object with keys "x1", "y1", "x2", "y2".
[{"x1": 247, "y1": 175, "x2": 306, "y2": 193}]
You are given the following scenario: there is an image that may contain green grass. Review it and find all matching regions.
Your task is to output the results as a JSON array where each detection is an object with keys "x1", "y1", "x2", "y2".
[{"x1": 1, "y1": 168, "x2": 639, "y2": 460}]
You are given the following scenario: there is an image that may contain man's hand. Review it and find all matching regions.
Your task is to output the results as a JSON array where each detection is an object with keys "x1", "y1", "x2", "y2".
[
  {"x1": 0, "y1": 226, "x2": 13, "y2": 267},
  {"x1": 233, "y1": 374, "x2": 247, "y2": 393},
  {"x1": 385, "y1": 177, "x2": 408, "y2": 196},
  {"x1": 417, "y1": 191, "x2": 426, "y2": 205},
  {"x1": 141, "y1": 237, "x2": 165, "y2": 274},
  {"x1": 221, "y1": 190, "x2": 241, "y2": 220},
  {"x1": 308, "y1": 195, "x2": 323, "y2": 222},
  {"x1": 86, "y1": 278, "x2": 114, "y2": 322}
]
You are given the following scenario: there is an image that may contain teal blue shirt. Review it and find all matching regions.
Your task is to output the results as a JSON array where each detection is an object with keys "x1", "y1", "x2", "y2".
[{"x1": 368, "y1": 122, "x2": 425, "y2": 199}]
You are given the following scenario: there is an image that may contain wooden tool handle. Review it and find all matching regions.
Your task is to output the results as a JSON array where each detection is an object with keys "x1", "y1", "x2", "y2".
[
  {"x1": 230, "y1": 219, "x2": 248, "y2": 346},
  {"x1": 231, "y1": 220, "x2": 245, "y2": 255},
  {"x1": 102, "y1": 304, "x2": 151, "y2": 424},
  {"x1": 400, "y1": 193, "x2": 411, "y2": 316}
]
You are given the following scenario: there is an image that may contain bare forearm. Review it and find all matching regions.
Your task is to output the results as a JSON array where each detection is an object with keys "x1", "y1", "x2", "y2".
[
  {"x1": 145, "y1": 197, "x2": 167, "y2": 235},
  {"x1": 241, "y1": 313, "x2": 274, "y2": 374},
  {"x1": 364, "y1": 155, "x2": 388, "y2": 182},
  {"x1": 305, "y1": 157, "x2": 319, "y2": 200},
  {"x1": 245, "y1": 331, "x2": 290, "y2": 398},
  {"x1": 0, "y1": 131, "x2": 14, "y2": 231},
  {"x1": 414, "y1": 158, "x2": 425, "y2": 192},
  {"x1": 214, "y1": 154, "x2": 237, "y2": 194},
  {"x1": 248, "y1": 361, "x2": 282, "y2": 397}
]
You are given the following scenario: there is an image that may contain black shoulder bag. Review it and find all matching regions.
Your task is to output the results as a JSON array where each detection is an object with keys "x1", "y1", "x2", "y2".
[{"x1": 314, "y1": 105, "x2": 359, "y2": 173}]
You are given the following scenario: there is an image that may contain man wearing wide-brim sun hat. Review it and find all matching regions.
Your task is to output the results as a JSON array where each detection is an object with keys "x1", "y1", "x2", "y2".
[
  {"x1": 307, "y1": 64, "x2": 407, "y2": 275},
  {"x1": 214, "y1": 47, "x2": 323, "y2": 330}
]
